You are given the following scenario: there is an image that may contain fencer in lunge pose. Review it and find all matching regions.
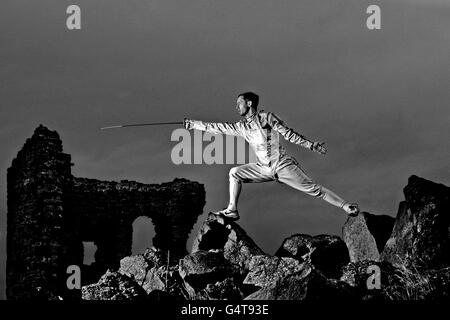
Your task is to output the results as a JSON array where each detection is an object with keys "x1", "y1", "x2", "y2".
[{"x1": 183, "y1": 92, "x2": 360, "y2": 220}]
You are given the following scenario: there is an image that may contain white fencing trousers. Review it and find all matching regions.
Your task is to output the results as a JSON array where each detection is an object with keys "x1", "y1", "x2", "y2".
[{"x1": 228, "y1": 155, "x2": 346, "y2": 209}]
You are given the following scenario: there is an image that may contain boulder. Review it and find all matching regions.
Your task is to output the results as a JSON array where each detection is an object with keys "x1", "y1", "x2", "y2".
[
  {"x1": 339, "y1": 260, "x2": 400, "y2": 300},
  {"x1": 381, "y1": 176, "x2": 450, "y2": 268},
  {"x1": 188, "y1": 278, "x2": 245, "y2": 300},
  {"x1": 143, "y1": 247, "x2": 170, "y2": 267},
  {"x1": 343, "y1": 212, "x2": 395, "y2": 262},
  {"x1": 383, "y1": 264, "x2": 450, "y2": 300},
  {"x1": 243, "y1": 255, "x2": 306, "y2": 288},
  {"x1": 119, "y1": 254, "x2": 151, "y2": 285},
  {"x1": 192, "y1": 213, "x2": 265, "y2": 275},
  {"x1": 81, "y1": 270, "x2": 147, "y2": 300},
  {"x1": 118, "y1": 249, "x2": 186, "y2": 298},
  {"x1": 425, "y1": 267, "x2": 450, "y2": 300},
  {"x1": 245, "y1": 266, "x2": 355, "y2": 300},
  {"x1": 275, "y1": 234, "x2": 349, "y2": 278},
  {"x1": 179, "y1": 250, "x2": 235, "y2": 291}
]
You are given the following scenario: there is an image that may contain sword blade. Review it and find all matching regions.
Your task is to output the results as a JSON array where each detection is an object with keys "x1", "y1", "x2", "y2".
[{"x1": 100, "y1": 121, "x2": 183, "y2": 130}]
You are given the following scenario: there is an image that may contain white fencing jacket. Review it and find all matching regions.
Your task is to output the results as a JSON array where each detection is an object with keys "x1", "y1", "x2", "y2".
[{"x1": 190, "y1": 110, "x2": 314, "y2": 167}]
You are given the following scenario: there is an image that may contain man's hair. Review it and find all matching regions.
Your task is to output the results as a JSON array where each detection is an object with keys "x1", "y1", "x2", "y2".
[{"x1": 238, "y1": 92, "x2": 259, "y2": 110}]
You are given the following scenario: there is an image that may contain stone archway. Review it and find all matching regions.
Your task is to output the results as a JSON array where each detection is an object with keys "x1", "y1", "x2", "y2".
[{"x1": 132, "y1": 216, "x2": 155, "y2": 255}]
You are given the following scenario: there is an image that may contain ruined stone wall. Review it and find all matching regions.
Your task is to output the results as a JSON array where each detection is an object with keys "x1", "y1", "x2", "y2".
[
  {"x1": 69, "y1": 177, "x2": 206, "y2": 270},
  {"x1": 6, "y1": 125, "x2": 206, "y2": 300},
  {"x1": 7, "y1": 125, "x2": 74, "y2": 299}
]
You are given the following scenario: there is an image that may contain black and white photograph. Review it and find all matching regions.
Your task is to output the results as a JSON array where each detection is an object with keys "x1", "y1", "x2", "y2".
[{"x1": 0, "y1": 0, "x2": 449, "y2": 313}]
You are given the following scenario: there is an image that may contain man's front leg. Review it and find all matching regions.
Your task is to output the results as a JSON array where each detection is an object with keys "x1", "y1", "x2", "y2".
[{"x1": 227, "y1": 177, "x2": 242, "y2": 211}]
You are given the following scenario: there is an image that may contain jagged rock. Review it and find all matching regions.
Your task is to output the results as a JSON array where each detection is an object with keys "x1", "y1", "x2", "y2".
[
  {"x1": 339, "y1": 260, "x2": 400, "y2": 300},
  {"x1": 119, "y1": 251, "x2": 168, "y2": 293},
  {"x1": 192, "y1": 213, "x2": 265, "y2": 275},
  {"x1": 343, "y1": 212, "x2": 395, "y2": 262},
  {"x1": 381, "y1": 264, "x2": 450, "y2": 300},
  {"x1": 119, "y1": 249, "x2": 186, "y2": 298},
  {"x1": 189, "y1": 278, "x2": 245, "y2": 300},
  {"x1": 81, "y1": 270, "x2": 147, "y2": 300},
  {"x1": 144, "y1": 266, "x2": 187, "y2": 299},
  {"x1": 179, "y1": 250, "x2": 235, "y2": 291},
  {"x1": 245, "y1": 266, "x2": 355, "y2": 300},
  {"x1": 426, "y1": 267, "x2": 450, "y2": 299},
  {"x1": 275, "y1": 234, "x2": 349, "y2": 278},
  {"x1": 119, "y1": 254, "x2": 151, "y2": 285},
  {"x1": 243, "y1": 255, "x2": 306, "y2": 287},
  {"x1": 381, "y1": 176, "x2": 450, "y2": 268},
  {"x1": 143, "y1": 247, "x2": 170, "y2": 267}
]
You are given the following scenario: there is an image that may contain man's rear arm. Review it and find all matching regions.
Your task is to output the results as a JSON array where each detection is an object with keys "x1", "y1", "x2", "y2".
[{"x1": 266, "y1": 112, "x2": 314, "y2": 150}]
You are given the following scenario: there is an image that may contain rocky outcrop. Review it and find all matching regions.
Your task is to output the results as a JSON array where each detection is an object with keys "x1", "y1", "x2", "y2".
[
  {"x1": 83, "y1": 174, "x2": 450, "y2": 301},
  {"x1": 275, "y1": 234, "x2": 349, "y2": 278},
  {"x1": 245, "y1": 265, "x2": 355, "y2": 300},
  {"x1": 187, "y1": 278, "x2": 245, "y2": 300},
  {"x1": 179, "y1": 250, "x2": 235, "y2": 290},
  {"x1": 192, "y1": 213, "x2": 265, "y2": 275},
  {"x1": 243, "y1": 255, "x2": 305, "y2": 287},
  {"x1": 339, "y1": 260, "x2": 400, "y2": 300},
  {"x1": 343, "y1": 212, "x2": 395, "y2": 262},
  {"x1": 425, "y1": 267, "x2": 450, "y2": 300},
  {"x1": 381, "y1": 175, "x2": 450, "y2": 268},
  {"x1": 118, "y1": 248, "x2": 186, "y2": 298}
]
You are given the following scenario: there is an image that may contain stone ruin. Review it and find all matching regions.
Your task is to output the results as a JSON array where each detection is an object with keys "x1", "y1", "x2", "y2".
[{"x1": 6, "y1": 125, "x2": 206, "y2": 300}]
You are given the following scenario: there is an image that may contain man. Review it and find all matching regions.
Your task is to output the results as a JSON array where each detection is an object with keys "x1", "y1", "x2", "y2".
[{"x1": 184, "y1": 92, "x2": 360, "y2": 220}]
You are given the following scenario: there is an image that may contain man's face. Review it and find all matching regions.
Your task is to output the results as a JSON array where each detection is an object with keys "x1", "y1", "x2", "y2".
[{"x1": 236, "y1": 96, "x2": 250, "y2": 116}]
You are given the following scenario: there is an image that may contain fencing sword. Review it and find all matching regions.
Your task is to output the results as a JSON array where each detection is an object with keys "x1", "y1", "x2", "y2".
[{"x1": 100, "y1": 121, "x2": 184, "y2": 130}]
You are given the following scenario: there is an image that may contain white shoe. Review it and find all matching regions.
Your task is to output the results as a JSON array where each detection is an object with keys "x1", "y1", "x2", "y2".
[
  {"x1": 343, "y1": 202, "x2": 360, "y2": 216},
  {"x1": 213, "y1": 208, "x2": 240, "y2": 220}
]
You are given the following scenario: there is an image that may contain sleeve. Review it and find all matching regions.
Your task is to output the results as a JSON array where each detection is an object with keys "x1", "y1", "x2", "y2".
[
  {"x1": 190, "y1": 120, "x2": 243, "y2": 136},
  {"x1": 266, "y1": 112, "x2": 314, "y2": 150}
]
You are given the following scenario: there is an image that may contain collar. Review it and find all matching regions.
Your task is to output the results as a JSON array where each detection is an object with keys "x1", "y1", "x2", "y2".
[{"x1": 244, "y1": 110, "x2": 258, "y2": 123}]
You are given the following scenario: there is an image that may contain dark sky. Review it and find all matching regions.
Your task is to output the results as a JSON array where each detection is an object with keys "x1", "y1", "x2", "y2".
[{"x1": 1, "y1": 0, "x2": 449, "y2": 299}]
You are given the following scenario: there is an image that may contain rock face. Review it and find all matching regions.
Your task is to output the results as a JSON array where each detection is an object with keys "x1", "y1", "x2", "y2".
[
  {"x1": 245, "y1": 265, "x2": 355, "y2": 300},
  {"x1": 192, "y1": 214, "x2": 265, "y2": 275},
  {"x1": 426, "y1": 267, "x2": 450, "y2": 300},
  {"x1": 83, "y1": 174, "x2": 450, "y2": 301},
  {"x1": 179, "y1": 250, "x2": 235, "y2": 289},
  {"x1": 275, "y1": 234, "x2": 349, "y2": 278},
  {"x1": 339, "y1": 260, "x2": 400, "y2": 300},
  {"x1": 6, "y1": 125, "x2": 206, "y2": 300},
  {"x1": 118, "y1": 248, "x2": 185, "y2": 297},
  {"x1": 343, "y1": 212, "x2": 395, "y2": 262},
  {"x1": 381, "y1": 175, "x2": 450, "y2": 268},
  {"x1": 195, "y1": 278, "x2": 244, "y2": 300},
  {"x1": 243, "y1": 255, "x2": 305, "y2": 287}
]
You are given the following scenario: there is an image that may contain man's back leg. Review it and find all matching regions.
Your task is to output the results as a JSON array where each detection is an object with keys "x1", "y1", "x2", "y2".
[{"x1": 275, "y1": 160, "x2": 359, "y2": 215}]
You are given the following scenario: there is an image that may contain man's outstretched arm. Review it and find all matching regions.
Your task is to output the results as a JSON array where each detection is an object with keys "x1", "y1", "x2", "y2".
[
  {"x1": 266, "y1": 112, "x2": 327, "y2": 154},
  {"x1": 184, "y1": 118, "x2": 243, "y2": 136}
]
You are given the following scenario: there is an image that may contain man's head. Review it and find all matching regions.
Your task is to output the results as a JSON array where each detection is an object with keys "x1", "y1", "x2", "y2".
[{"x1": 236, "y1": 92, "x2": 259, "y2": 116}]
